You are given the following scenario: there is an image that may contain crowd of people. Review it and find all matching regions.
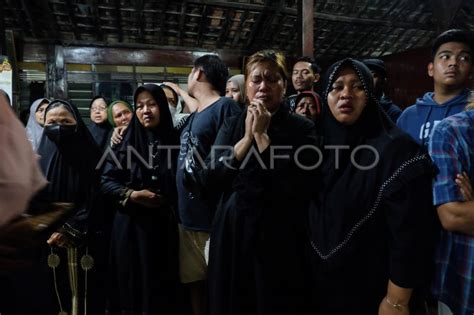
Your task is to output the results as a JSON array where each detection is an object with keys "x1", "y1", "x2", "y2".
[{"x1": 0, "y1": 28, "x2": 473, "y2": 315}]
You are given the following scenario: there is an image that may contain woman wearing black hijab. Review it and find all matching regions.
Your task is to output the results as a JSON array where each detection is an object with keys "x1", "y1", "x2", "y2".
[
  {"x1": 101, "y1": 84, "x2": 179, "y2": 315},
  {"x1": 88, "y1": 96, "x2": 112, "y2": 149},
  {"x1": 32, "y1": 99, "x2": 106, "y2": 314},
  {"x1": 307, "y1": 59, "x2": 437, "y2": 314},
  {"x1": 187, "y1": 50, "x2": 318, "y2": 315}
]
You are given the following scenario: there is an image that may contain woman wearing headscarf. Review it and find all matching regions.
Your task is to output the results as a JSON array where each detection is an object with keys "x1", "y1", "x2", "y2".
[
  {"x1": 160, "y1": 83, "x2": 190, "y2": 130},
  {"x1": 307, "y1": 58, "x2": 437, "y2": 314},
  {"x1": 26, "y1": 98, "x2": 49, "y2": 151},
  {"x1": 225, "y1": 74, "x2": 245, "y2": 107},
  {"x1": 294, "y1": 90, "x2": 322, "y2": 123},
  {"x1": 23, "y1": 99, "x2": 106, "y2": 314},
  {"x1": 101, "y1": 84, "x2": 180, "y2": 315},
  {"x1": 88, "y1": 96, "x2": 112, "y2": 149},
  {"x1": 186, "y1": 50, "x2": 318, "y2": 315},
  {"x1": 107, "y1": 100, "x2": 133, "y2": 147}
]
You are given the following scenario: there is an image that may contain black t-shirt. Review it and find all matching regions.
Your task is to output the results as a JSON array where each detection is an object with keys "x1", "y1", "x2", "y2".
[{"x1": 176, "y1": 97, "x2": 241, "y2": 231}]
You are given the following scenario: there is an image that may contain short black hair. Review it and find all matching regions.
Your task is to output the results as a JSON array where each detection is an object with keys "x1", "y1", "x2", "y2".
[
  {"x1": 431, "y1": 29, "x2": 474, "y2": 59},
  {"x1": 294, "y1": 56, "x2": 321, "y2": 74},
  {"x1": 194, "y1": 55, "x2": 229, "y2": 95}
]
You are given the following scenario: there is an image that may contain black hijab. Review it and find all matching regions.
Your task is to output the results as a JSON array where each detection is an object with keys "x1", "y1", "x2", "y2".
[
  {"x1": 114, "y1": 84, "x2": 178, "y2": 195},
  {"x1": 36, "y1": 100, "x2": 102, "y2": 235},
  {"x1": 309, "y1": 58, "x2": 433, "y2": 265},
  {"x1": 87, "y1": 96, "x2": 112, "y2": 149}
]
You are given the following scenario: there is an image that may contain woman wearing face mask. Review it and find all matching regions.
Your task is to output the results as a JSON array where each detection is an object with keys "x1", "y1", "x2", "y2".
[
  {"x1": 88, "y1": 96, "x2": 112, "y2": 149},
  {"x1": 29, "y1": 100, "x2": 106, "y2": 315},
  {"x1": 101, "y1": 84, "x2": 179, "y2": 315},
  {"x1": 160, "y1": 83, "x2": 191, "y2": 131},
  {"x1": 307, "y1": 59, "x2": 437, "y2": 314},
  {"x1": 26, "y1": 98, "x2": 50, "y2": 151}
]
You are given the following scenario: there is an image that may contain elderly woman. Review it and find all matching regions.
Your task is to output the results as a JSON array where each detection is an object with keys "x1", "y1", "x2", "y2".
[
  {"x1": 88, "y1": 96, "x2": 111, "y2": 149},
  {"x1": 187, "y1": 50, "x2": 317, "y2": 315},
  {"x1": 101, "y1": 84, "x2": 179, "y2": 315},
  {"x1": 294, "y1": 90, "x2": 321, "y2": 122},
  {"x1": 31, "y1": 100, "x2": 104, "y2": 314},
  {"x1": 26, "y1": 98, "x2": 49, "y2": 151},
  {"x1": 225, "y1": 74, "x2": 245, "y2": 107},
  {"x1": 307, "y1": 58, "x2": 436, "y2": 314},
  {"x1": 107, "y1": 100, "x2": 133, "y2": 146}
]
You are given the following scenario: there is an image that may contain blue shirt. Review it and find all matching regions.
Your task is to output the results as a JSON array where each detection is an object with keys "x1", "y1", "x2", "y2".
[
  {"x1": 176, "y1": 97, "x2": 241, "y2": 231},
  {"x1": 429, "y1": 110, "x2": 474, "y2": 315},
  {"x1": 397, "y1": 89, "x2": 470, "y2": 146}
]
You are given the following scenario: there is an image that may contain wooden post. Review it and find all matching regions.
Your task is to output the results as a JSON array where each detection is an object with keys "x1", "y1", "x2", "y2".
[
  {"x1": 0, "y1": 0, "x2": 5, "y2": 55},
  {"x1": 47, "y1": 45, "x2": 67, "y2": 99},
  {"x1": 302, "y1": 0, "x2": 314, "y2": 57}
]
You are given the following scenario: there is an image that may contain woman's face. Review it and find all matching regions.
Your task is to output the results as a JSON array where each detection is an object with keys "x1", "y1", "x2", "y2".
[
  {"x1": 246, "y1": 61, "x2": 286, "y2": 112},
  {"x1": 225, "y1": 81, "x2": 242, "y2": 103},
  {"x1": 135, "y1": 90, "x2": 160, "y2": 128},
  {"x1": 163, "y1": 88, "x2": 178, "y2": 108},
  {"x1": 35, "y1": 101, "x2": 49, "y2": 126},
  {"x1": 90, "y1": 98, "x2": 108, "y2": 124},
  {"x1": 112, "y1": 103, "x2": 133, "y2": 127},
  {"x1": 327, "y1": 67, "x2": 367, "y2": 125},
  {"x1": 295, "y1": 96, "x2": 318, "y2": 121},
  {"x1": 45, "y1": 106, "x2": 77, "y2": 126}
]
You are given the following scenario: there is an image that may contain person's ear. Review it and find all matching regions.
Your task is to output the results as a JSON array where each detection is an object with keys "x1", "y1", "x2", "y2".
[
  {"x1": 313, "y1": 73, "x2": 321, "y2": 83},
  {"x1": 195, "y1": 68, "x2": 203, "y2": 81},
  {"x1": 428, "y1": 62, "x2": 434, "y2": 78}
]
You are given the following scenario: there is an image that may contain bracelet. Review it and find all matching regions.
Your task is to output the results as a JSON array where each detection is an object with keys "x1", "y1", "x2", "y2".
[{"x1": 385, "y1": 297, "x2": 408, "y2": 310}]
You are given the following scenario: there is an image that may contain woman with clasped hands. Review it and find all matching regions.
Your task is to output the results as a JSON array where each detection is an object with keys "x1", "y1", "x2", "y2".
[
  {"x1": 101, "y1": 84, "x2": 180, "y2": 315},
  {"x1": 187, "y1": 50, "x2": 319, "y2": 315}
]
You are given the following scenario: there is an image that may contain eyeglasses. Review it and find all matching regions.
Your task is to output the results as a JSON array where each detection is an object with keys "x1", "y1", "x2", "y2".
[{"x1": 91, "y1": 106, "x2": 107, "y2": 112}]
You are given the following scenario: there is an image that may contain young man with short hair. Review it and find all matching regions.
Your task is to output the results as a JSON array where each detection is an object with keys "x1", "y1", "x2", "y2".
[
  {"x1": 397, "y1": 29, "x2": 473, "y2": 146},
  {"x1": 287, "y1": 56, "x2": 321, "y2": 112},
  {"x1": 173, "y1": 54, "x2": 241, "y2": 315}
]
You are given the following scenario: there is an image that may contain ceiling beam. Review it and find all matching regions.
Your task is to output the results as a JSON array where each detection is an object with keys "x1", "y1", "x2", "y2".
[
  {"x1": 377, "y1": 29, "x2": 406, "y2": 57},
  {"x1": 353, "y1": 26, "x2": 387, "y2": 57},
  {"x1": 245, "y1": 0, "x2": 272, "y2": 50},
  {"x1": 259, "y1": 0, "x2": 286, "y2": 49},
  {"x1": 178, "y1": 1, "x2": 188, "y2": 46},
  {"x1": 19, "y1": 0, "x2": 40, "y2": 38},
  {"x1": 321, "y1": 24, "x2": 351, "y2": 55},
  {"x1": 135, "y1": 0, "x2": 144, "y2": 42},
  {"x1": 114, "y1": 0, "x2": 123, "y2": 42},
  {"x1": 37, "y1": 0, "x2": 61, "y2": 40},
  {"x1": 216, "y1": 8, "x2": 232, "y2": 48},
  {"x1": 185, "y1": 0, "x2": 434, "y2": 31},
  {"x1": 64, "y1": 0, "x2": 81, "y2": 40},
  {"x1": 431, "y1": 0, "x2": 463, "y2": 31},
  {"x1": 91, "y1": 0, "x2": 104, "y2": 41},
  {"x1": 302, "y1": 0, "x2": 314, "y2": 56},
  {"x1": 158, "y1": 0, "x2": 169, "y2": 45},
  {"x1": 196, "y1": 5, "x2": 209, "y2": 47},
  {"x1": 231, "y1": 10, "x2": 248, "y2": 48}
]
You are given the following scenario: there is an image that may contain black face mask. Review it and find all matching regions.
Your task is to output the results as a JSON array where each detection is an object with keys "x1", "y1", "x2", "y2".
[{"x1": 44, "y1": 124, "x2": 77, "y2": 144}]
